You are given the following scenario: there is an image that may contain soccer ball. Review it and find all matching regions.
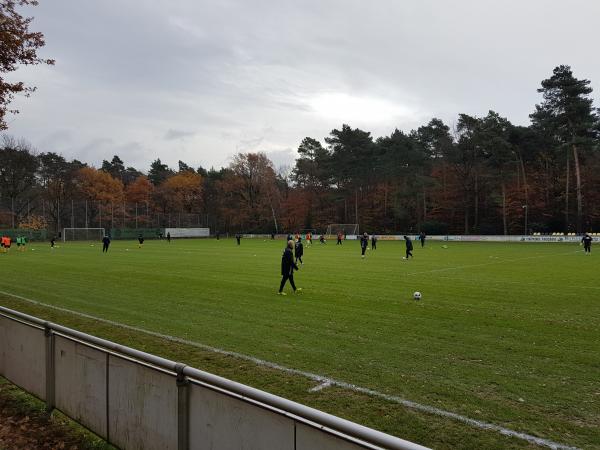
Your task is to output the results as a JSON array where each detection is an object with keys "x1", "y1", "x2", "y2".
[{"x1": 413, "y1": 291, "x2": 422, "y2": 300}]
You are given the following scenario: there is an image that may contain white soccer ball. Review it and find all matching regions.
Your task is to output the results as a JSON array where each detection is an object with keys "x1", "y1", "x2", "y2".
[{"x1": 413, "y1": 291, "x2": 422, "y2": 301}]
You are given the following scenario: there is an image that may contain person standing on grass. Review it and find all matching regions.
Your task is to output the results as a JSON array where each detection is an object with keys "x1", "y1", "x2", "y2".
[
  {"x1": 403, "y1": 235, "x2": 413, "y2": 259},
  {"x1": 102, "y1": 235, "x2": 110, "y2": 253},
  {"x1": 419, "y1": 231, "x2": 426, "y2": 248},
  {"x1": 236, "y1": 233, "x2": 241, "y2": 245},
  {"x1": 582, "y1": 233, "x2": 592, "y2": 254},
  {"x1": 167, "y1": 232, "x2": 171, "y2": 243},
  {"x1": 295, "y1": 237, "x2": 304, "y2": 265},
  {"x1": 50, "y1": 236, "x2": 56, "y2": 248},
  {"x1": 337, "y1": 231, "x2": 343, "y2": 245},
  {"x1": 319, "y1": 234, "x2": 326, "y2": 244},
  {"x1": 138, "y1": 233, "x2": 145, "y2": 248},
  {"x1": 278, "y1": 240, "x2": 301, "y2": 295},
  {"x1": 360, "y1": 232, "x2": 369, "y2": 258},
  {"x1": 371, "y1": 234, "x2": 377, "y2": 250}
]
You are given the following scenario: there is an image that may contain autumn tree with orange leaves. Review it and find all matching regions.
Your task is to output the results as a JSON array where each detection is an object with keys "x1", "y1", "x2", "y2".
[{"x1": 0, "y1": 0, "x2": 54, "y2": 130}]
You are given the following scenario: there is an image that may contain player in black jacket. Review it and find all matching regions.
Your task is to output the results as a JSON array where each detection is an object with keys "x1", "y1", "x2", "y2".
[
  {"x1": 102, "y1": 235, "x2": 111, "y2": 253},
  {"x1": 295, "y1": 237, "x2": 304, "y2": 265},
  {"x1": 419, "y1": 231, "x2": 426, "y2": 248},
  {"x1": 278, "y1": 240, "x2": 301, "y2": 295},
  {"x1": 371, "y1": 234, "x2": 377, "y2": 250},
  {"x1": 403, "y1": 235, "x2": 413, "y2": 259},
  {"x1": 582, "y1": 233, "x2": 592, "y2": 254},
  {"x1": 360, "y1": 232, "x2": 369, "y2": 258}
]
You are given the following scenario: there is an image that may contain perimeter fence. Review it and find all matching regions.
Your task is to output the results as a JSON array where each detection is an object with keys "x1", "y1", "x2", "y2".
[{"x1": 0, "y1": 305, "x2": 427, "y2": 450}]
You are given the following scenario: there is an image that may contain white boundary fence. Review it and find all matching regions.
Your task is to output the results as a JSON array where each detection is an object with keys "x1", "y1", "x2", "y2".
[
  {"x1": 165, "y1": 227, "x2": 210, "y2": 238},
  {"x1": 0, "y1": 306, "x2": 427, "y2": 450},
  {"x1": 345, "y1": 234, "x2": 588, "y2": 243}
]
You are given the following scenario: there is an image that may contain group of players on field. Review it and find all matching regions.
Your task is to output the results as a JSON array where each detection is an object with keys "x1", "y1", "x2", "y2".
[
  {"x1": 1, "y1": 235, "x2": 28, "y2": 252},
  {"x1": 277, "y1": 231, "x2": 594, "y2": 294},
  {"x1": 277, "y1": 231, "x2": 429, "y2": 294}
]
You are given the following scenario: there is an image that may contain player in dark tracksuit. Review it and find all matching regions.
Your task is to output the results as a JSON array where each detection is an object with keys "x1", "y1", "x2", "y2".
[
  {"x1": 371, "y1": 234, "x2": 377, "y2": 250},
  {"x1": 102, "y1": 235, "x2": 110, "y2": 253},
  {"x1": 582, "y1": 233, "x2": 592, "y2": 254},
  {"x1": 295, "y1": 238, "x2": 304, "y2": 265},
  {"x1": 236, "y1": 233, "x2": 241, "y2": 245},
  {"x1": 419, "y1": 231, "x2": 426, "y2": 248},
  {"x1": 404, "y1": 235, "x2": 413, "y2": 259},
  {"x1": 278, "y1": 240, "x2": 300, "y2": 295},
  {"x1": 360, "y1": 232, "x2": 369, "y2": 258}
]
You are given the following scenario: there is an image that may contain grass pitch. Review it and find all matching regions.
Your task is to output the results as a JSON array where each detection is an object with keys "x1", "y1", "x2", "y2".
[{"x1": 1, "y1": 238, "x2": 598, "y2": 449}]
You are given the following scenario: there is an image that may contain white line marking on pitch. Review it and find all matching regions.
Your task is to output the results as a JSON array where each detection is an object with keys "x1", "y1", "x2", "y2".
[
  {"x1": 309, "y1": 380, "x2": 332, "y2": 392},
  {"x1": 0, "y1": 290, "x2": 579, "y2": 450}
]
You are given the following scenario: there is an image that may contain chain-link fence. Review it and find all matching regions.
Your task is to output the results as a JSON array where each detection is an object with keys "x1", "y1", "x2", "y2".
[{"x1": 0, "y1": 199, "x2": 212, "y2": 234}]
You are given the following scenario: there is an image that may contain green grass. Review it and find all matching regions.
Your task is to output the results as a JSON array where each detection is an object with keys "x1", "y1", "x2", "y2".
[{"x1": 1, "y1": 238, "x2": 598, "y2": 449}]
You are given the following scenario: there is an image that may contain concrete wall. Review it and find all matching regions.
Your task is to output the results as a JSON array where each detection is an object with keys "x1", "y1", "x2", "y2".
[
  {"x1": 189, "y1": 381, "x2": 295, "y2": 450},
  {"x1": 0, "y1": 316, "x2": 46, "y2": 400},
  {"x1": 0, "y1": 311, "x2": 425, "y2": 450},
  {"x1": 108, "y1": 355, "x2": 178, "y2": 450},
  {"x1": 54, "y1": 336, "x2": 107, "y2": 438},
  {"x1": 296, "y1": 422, "x2": 370, "y2": 450}
]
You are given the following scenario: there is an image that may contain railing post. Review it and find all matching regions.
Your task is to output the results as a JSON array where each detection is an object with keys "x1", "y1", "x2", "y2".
[
  {"x1": 176, "y1": 363, "x2": 189, "y2": 450},
  {"x1": 44, "y1": 322, "x2": 55, "y2": 412}
]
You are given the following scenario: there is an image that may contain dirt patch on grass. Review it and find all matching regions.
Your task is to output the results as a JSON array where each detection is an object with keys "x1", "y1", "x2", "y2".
[{"x1": 0, "y1": 378, "x2": 111, "y2": 450}]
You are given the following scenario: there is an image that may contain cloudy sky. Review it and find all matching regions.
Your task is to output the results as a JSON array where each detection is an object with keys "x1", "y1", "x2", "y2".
[{"x1": 6, "y1": 0, "x2": 600, "y2": 172}]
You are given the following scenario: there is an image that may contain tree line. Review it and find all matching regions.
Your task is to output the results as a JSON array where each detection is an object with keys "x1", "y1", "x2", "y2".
[{"x1": 1, "y1": 65, "x2": 599, "y2": 235}]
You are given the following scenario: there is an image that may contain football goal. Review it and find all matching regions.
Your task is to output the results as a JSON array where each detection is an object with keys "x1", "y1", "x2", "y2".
[
  {"x1": 63, "y1": 228, "x2": 106, "y2": 242},
  {"x1": 325, "y1": 224, "x2": 359, "y2": 237}
]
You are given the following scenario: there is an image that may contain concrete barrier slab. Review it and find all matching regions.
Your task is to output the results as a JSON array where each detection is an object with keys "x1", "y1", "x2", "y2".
[
  {"x1": 295, "y1": 422, "x2": 371, "y2": 450},
  {"x1": 189, "y1": 382, "x2": 295, "y2": 450},
  {"x1": 108, "y1": 356, "x2": 177, "y2": 450},
  {"x1": 54, "y1": 336, "x2": 107, "y2": 438},
  {"x1": 0, "y1": 317, "x2": 45, "y2": 399}
]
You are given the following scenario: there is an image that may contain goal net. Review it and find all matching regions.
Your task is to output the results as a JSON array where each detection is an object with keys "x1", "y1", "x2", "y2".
[
  {"x1": 325, "y1": 224, "x2": 359, "y2": 237},
  {"x1": 63, "y1": 228, "x2": 106, "y2": 242}
]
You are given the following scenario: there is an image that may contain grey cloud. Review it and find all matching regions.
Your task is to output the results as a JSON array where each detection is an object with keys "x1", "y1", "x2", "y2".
[
  {"x1": 164, "y1": 129, "x2": 196, "y2": 140},
  {"x1": 6, "y1": 0, "x2": 600, "y2": 171}
]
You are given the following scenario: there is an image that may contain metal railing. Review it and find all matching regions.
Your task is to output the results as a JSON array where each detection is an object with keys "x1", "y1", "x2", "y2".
[{"x1": 0, "y1": 305, "x2": 428, "y2": 450}]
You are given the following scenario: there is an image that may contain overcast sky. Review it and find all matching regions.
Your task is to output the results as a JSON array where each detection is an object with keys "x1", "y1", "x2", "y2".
[{"x1": 5, "y1": 0, "x2": 600, "y2": 173}]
